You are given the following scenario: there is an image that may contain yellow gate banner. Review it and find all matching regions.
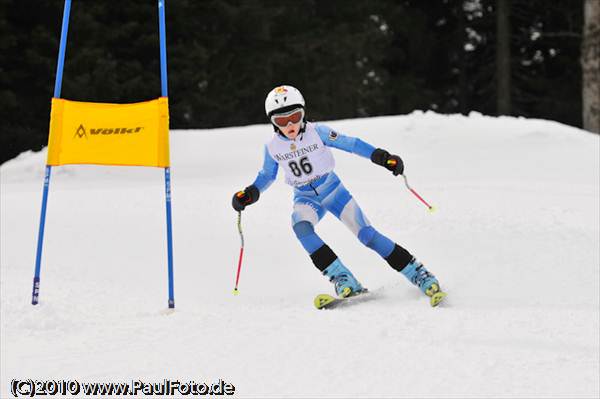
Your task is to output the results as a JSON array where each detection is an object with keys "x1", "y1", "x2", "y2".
[{"x1": 47, "y1": 97, "x2": 170, "y2": 167}]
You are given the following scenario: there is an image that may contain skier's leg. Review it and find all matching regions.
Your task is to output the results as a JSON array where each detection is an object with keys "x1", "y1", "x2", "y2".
[
  {"x1": 292, "y1": 196, "x2": 363, "y2": 297},
  {"x1": 321, "y1": 181, "x2": 393, "y2": 258},
  {"x1": 291, "y1": 200, "x2": 324, "y2": 253},
  {"x1": 323, "y1": 182, "x2": 440, "y2": 295}
]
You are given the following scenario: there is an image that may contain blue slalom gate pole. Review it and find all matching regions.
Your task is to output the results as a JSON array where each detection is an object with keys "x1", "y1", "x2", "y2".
[
  {"x1": 32, "y1": 0, "x2": 72, "y2": 305},
  {"x1": 158, "y1": 0, "x2": 169, "y2": 98},
  {"x1": 164, "y1": 168, "x2": 175, "y2": 309},
  {"x1": 32, "y1": 167, "x2": 52, "y2": 305},
  {"x1": 53, "y1": 0, "x2": 71, "y2": 99},
  {"x1": 159, "y1": 0, "x2": 175, "y2": 309}
]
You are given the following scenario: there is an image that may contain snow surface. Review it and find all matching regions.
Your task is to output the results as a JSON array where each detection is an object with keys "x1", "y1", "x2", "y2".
[{"x1": 1, "y1": 111, "x2": 599, "y2": 398}]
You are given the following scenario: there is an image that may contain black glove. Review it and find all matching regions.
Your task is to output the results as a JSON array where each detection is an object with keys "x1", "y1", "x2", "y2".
[
  {"x1": 371, "y1": 148, "x2": 404, "y2": 176},
  {"x1": 231, "y1": 185, "x2": 260, "y2": 211}
]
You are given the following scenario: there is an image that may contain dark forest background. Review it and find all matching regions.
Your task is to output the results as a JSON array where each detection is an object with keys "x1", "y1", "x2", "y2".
[{"x1": 0, "y1": 0, "x2": 585, "y2": 164}]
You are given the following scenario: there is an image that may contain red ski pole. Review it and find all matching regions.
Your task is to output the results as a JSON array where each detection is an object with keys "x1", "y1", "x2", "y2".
[
  {"x1": 401, "y1": 174, "x2": 436, "y2": 213},
  {"x1": 233, "y1": 211, "x2": 245, "y2": 295}
]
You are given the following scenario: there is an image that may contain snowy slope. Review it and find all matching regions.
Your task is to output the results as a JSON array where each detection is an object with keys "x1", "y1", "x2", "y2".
[{"x1": 1, "y1": 111, "x2": 599, "y2": 398}]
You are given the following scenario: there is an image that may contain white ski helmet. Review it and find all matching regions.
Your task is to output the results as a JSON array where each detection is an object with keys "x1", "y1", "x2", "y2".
[{"x1": 264, "y1": 85, "x2": 305, "y2": 117}]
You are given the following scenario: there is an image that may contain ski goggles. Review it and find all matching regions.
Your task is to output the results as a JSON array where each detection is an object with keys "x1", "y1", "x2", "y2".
[{"x1": 270, "y1": 108, "x2": 304, "y2": 128}]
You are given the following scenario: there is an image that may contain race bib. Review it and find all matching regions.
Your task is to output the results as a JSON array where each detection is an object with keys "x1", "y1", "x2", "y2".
[{"x1": 266, "y1": 123, "x2": 335, "y2": 187}]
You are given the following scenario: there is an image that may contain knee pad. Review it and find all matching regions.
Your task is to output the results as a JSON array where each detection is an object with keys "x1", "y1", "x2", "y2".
[
  {"x1": 293, "y1": 220, "x2": 314, "y2": 239},
  {"x1": 358, "y1": 226, "x2": 376, "y2": 246},
  {"x1": 293, "y1": 221, "x2": 324, "y2": 254},
  {"x1": 358, "y1": 226, "x2": 395, "y2": 258}
]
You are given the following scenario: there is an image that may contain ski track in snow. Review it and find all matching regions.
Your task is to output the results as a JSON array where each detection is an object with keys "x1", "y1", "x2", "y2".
[{"x1": 1, "y1": 111, "x2": 599, "y2": 398}]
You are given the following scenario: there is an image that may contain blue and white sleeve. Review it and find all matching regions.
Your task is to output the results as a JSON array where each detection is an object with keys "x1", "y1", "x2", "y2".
[
  {"x1": 315, "y1": 124, "x2": 376, "y2": 159},
  {"x1": 251, "y1": 145, "x2": 278, "y2": 192}
]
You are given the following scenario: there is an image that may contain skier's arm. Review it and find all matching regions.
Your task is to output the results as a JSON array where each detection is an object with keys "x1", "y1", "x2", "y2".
[
  {"x1": 315, "y1": 124, "x2": 404, "y2": 175},
  {"x1": 252, "y1": 145, "x2": 278, "y2": 192},
  {"x1": 315, "y1": 124, "x2": 375, "y2": 158},
  {"x1": 232, "y1": 146, "x2": 278, "y2": 211}
]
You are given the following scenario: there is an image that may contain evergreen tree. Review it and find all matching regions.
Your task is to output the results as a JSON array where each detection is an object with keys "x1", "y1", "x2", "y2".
[{"x1": 0, "y1": 0, "x2": 588, "y2": 164}]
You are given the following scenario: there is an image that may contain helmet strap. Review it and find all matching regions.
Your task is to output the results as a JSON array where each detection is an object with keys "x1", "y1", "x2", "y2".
[{"x1": 299, "y1": 118, "x2": 307, "y2": 134}]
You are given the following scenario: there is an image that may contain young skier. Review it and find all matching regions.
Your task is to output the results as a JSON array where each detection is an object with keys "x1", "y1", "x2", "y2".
[{"x1": 231, "y1": 85, "x2": 445, "y2": 306}]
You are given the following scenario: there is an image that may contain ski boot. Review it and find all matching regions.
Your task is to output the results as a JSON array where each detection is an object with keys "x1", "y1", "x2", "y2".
[
  {"x1": 401, "y1": 258, "x2": 446, "y2": 306},
  {"x1": 323, "y1": 259, "x2": 364, "y2": 298}
]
